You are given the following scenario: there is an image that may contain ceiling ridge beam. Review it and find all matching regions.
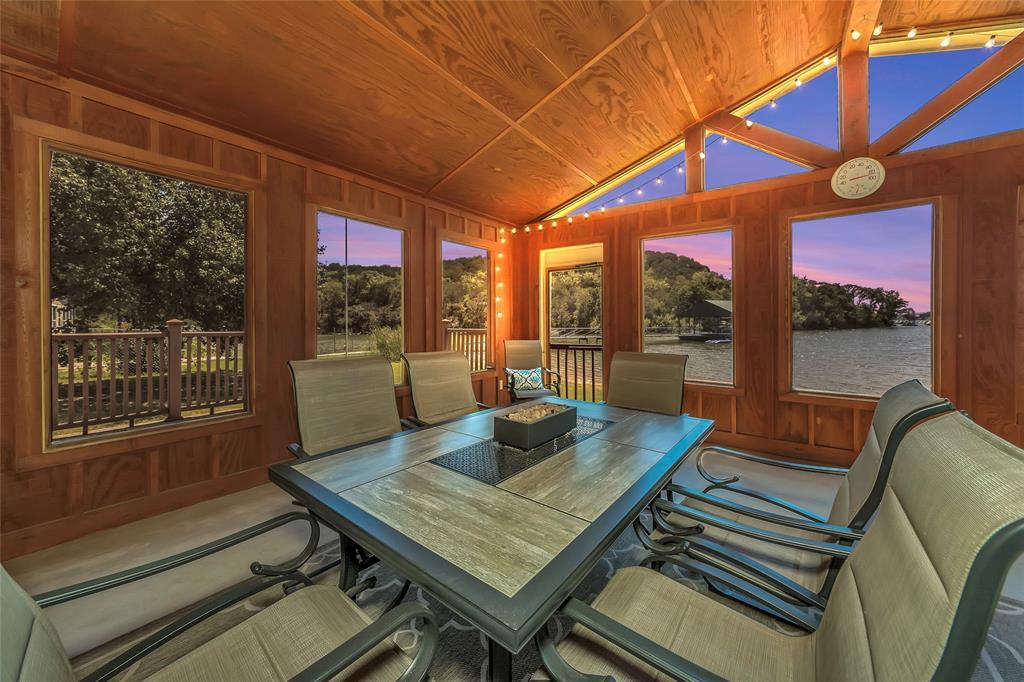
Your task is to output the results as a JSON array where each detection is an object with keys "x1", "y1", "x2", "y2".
[
  {"x1": 870, "y1": 30, "x2": 1024, "y2": 157},
  {"x1": 337, "y1": 0, "x2": 597, "y2": 192},
  {"x1": 704, "y1": 111, "x2": 841, "y2": 168},
  {"x1": 839, "y1": 0, "x2": 881, "y2": 159}
]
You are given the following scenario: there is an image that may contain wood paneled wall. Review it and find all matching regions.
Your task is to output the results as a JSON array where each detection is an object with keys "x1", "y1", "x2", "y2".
[
  {"x1": 0, "y1": 60, "x2": 510, "y2": 558},
  {"x1": 511, "y1": 131, "x2": 1024, "y2": 464}
]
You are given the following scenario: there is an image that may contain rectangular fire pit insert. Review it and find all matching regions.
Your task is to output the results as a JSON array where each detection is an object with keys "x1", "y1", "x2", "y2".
[{"x1": 493, "y1": 403, "x2": 577, "y2": 450}]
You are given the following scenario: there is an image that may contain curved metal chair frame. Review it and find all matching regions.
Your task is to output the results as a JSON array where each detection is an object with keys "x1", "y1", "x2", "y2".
[{"x1": 31, "y1": 511, "x2": 431, "y2": 682}]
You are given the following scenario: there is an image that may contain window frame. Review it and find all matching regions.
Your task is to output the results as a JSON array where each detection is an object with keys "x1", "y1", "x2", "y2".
[
  {"x1": 779, "y1": 198, "x2": 946, "y2": 405},
  {"x1": 436, "y1": 230, "x2": 495, "y2": 372},
  {"x1": 311, "y1": 206, "x2": 407, "y2": 381},
  {"x1": 39, "y1": 140, "x2": 257, "y2": 453},
  {"x1": 639, "y1": 225, "x2": 738, "y2": 388}
]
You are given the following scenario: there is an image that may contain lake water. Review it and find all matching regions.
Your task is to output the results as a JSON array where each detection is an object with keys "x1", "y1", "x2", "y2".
[{"x1": 644, "y1": 325, "x2": 931, "y2": 396}]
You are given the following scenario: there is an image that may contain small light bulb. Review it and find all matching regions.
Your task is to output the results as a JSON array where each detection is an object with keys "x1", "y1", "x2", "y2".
[
  {"x1": 617, "y1": 197, "x2": 625, "y2": 204},
  {"x1": 940, "y1": 31, "x2": 952, "y2": 48},
  {"x1": 495, "y1": 296, "x2": 501, "y2": 302},
  {"x1": 822, "y1": 55, "x2": 832, "y2": 66},
  {"x1": 498, "y1": 252, "x2": 504, "y2": 258},
  {"x1": 600, "y1": 206, "x2": 606, "y2": 212},
  {"x1": 500, "y1": 237, "x2": 506, "y2": 244},
  {"x1": 655, "y1": 177, "x2": 662, "y2": 185},
  {"x1": 721, "y1": 137, "x2": 728, "y2": 145},
  {"x1": 769, "y1": 99, "x2": 777, "y2": 108},
  {"x1": 907, "y1": 26, "x2": 917, "y2": 38},
  {"x1": 636, "y1": 189, "x2": 643, "y2": 196},
  {"x1": 583, "y1": 212, "x2": 589, "y2": 219},
  {"x1": 497, "y1": 281, "x2": 503, "y2": 287},
  {"x1": 745, "y1": 119, "x2": 753, "y2": 128},
  {"x1": 698, "y1": 151, "x2": 705, "y2": 160},
  {"x1": 795, "y1": 77, "x2": 803, "y2": 87},
  {"x1": 496, "y1": 265, "x2": 502, "y2": 271},
  {"x1": 499, "y1": 227, "x2": 505, "y2": 234},
  {"x1": 567, "y1": 216, "x2": 573, "y2": 223},
  {"x1": 850, "y1": 29, "x2": 861, "y2": 41},
  {"x1": 511, "y1": 227, "x2": 517, "y2": 234},
  {"x1": 497, "y1": 311, "x2": 503, "y2": 318},
  {"x1": 524, "y1": 226, "x2": 530, "y2": 233},
  {"x1": 985, "y1": 35, "x2": 996, "y2": 48},
  {"x1": 676, "y1": 166, "x2": 683, "y2": 174},
  {"x1": 873, "y1": 23, "x2": 883, "y2": 36}
]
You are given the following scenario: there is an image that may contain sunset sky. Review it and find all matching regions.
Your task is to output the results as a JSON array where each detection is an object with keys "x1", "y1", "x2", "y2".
[{"x1": 322, "y1": 47, "x2": 1016, "y2": 312}]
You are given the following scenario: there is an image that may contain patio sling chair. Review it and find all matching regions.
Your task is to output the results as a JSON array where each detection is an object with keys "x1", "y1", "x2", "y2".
[
  {"x1": 605, "y1": 352, "x2": 687, "y2": 416},
  {"x1": 537, "y1": 410, "x2": 1024, "y2": 682},
  {"x1": 504, "y1": 339, "x2": 561, "y2": 401},
  {"x1": 402, "y1": 350, "x2": 491, "y2": 426},
  {"x1": 644, "y1": 379, "x2": 952, "y2": 624},
  {"x1": 1, "y1": 555, "x2": 437, "y2": 682},
  {"x1": 287, "y1": 355, "x2": 417, "y2": 460}
]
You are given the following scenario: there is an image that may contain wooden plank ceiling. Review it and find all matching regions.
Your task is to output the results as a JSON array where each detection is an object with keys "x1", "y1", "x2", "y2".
[{"x1": 2, "y1": 0, "x2": 1022, "y2": 224}]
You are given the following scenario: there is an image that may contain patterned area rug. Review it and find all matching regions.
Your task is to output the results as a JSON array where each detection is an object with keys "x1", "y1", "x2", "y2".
[{"x1": 72, "y1": 518, "x2": 1023, "y2": 681}]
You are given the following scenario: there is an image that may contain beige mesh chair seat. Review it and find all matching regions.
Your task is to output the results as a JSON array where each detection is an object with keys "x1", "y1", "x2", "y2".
[
  {"x1": 288, "y1": 355, "x2": 402, "y2": 457},
  {"x1": 605, "y1": 352, "x2": 687, "y2": 416},
  {"x1": 504, "y1": 339, "x2": 560, "y2": 401},
  {"x1": 541, "y1": 411, "x2": 1024, "y2": 681},
  {"x1": 403, "y1": 351, "x2": 485, "y2": 425},
  {"x1": 1, "y1": 566, "x2": 436, "y2": 682}
]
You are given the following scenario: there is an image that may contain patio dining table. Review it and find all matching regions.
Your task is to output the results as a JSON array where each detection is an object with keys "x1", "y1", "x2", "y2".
[{"x1": 270, "y1": 396, "x2": 714, "y2": 681}]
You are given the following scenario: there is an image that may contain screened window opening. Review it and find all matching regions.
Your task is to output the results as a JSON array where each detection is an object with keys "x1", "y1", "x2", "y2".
[
  {"x1": 643, "y1": 231, "x2": 734, "y2": 384},
  {"x1": 316, "y1": 212, "x2": 404, "y2": 383},
  {"x1": 704, "y1": 133, "x2": 808, "y2": 190},
  {"x1": 574, "y1": 149, "x2": 687, "y2": 215},
  {"x1": 791, "y1": 204, "x2": 933, "y2": 397},
  {"x1": 48, "y1": 151, "x2": 248, "y2": 441},
  {"x1": 743, "y1": 66, "x2": 839, "y2": 149},
  {"x1": 442, "y1": 241, "x2": 490, "y2": 372}
]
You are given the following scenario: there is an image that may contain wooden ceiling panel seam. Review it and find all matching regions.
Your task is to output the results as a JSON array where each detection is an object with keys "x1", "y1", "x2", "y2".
[{"x1": 645, "y1": 8, "x2": 700, "y2": 121}]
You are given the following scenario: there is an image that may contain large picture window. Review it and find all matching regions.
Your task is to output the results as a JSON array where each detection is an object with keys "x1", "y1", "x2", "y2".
[
  {"x1": 316, "y1": 212, "x2": 403, "y2": 382},
  {"x1": 441, "y1": 241, "x2": 490, "y2": 372},
  {"x1": 791, "y1": 205, "x2": 933, "y2": 396},
  {"x1": 48, "y1": 151, "x2": 248, "y2": 441},
  {"x1": 642, "y1": 230, "x2": 733, "y2": 384}
]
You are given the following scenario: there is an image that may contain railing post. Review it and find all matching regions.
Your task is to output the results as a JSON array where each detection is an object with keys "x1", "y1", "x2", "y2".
[{"x1": 166, "y1": 319, "x2": 183, "y2": 421}]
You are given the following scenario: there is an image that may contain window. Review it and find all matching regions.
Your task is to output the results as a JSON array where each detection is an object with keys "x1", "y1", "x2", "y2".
[
  {"x1": 575, "y1": 149, "x2": 687, "y2": 214},
  {"x1": 904, "y1": 65, "x2": 1023, "y2": 152},
  {"x1": 643, "y1": 231, "x2": 733, "y2": 384},
  {"x1": 48, "y1": 151, "x2": 248, "y2": 441},
  {"x1": 442, "y1": 240, "x2": 490, "y2": 371},
  {"x1": 704, "y1": 133, "x2": 808, "y2": 190},
  {"x1": 869, "y1": 46, "x2": 996, "y2": 142},
  {"x1": 744, "y1": 66, "x2": 839, "y2": 149},
  {"x1": 316, "y1": 212, "x2": 403, "y2": 383},
  {"x1": 791, "y1": 205, "x2": 933, "y2": 397}
]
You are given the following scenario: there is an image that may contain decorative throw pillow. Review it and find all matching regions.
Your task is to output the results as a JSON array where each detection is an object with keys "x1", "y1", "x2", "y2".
[{"x1": 507, "y1": 367, "x2": 545, "y2": 391}]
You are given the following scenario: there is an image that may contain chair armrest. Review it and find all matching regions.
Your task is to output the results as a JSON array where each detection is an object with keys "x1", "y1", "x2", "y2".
[
  {"x1": 400, "y1": 417, "x2": 423, "y2": 430},
  {"x1": 290, "y1": 602, "x2": 438, "y2": 682},
  {"x1": 288, "y1": 442, "x2": 311, "y2": 459},
  {"x1": 476, "y1": 401, "x2": 492, "y2": 410},
  {"x1": 653, "y1": 500, "x2": 853, "y2": 559},
  {"x1": 536, "y1": 597, "x2": 726, "y2": 682},
  {"x1": 81, "y1": 572, "x2": 310, "y2": 682},
  {"x1": 664, "y1": 484, "x2": 862, "y2": 540},
  {"x1": 34, "y1": 511, "x2": 320, "y2": 608},
  {"x1": 697, "y1": 446, "x2": 849, "y2": 484}
]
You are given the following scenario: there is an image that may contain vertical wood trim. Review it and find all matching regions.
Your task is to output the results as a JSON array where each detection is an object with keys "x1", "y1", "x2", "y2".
[
  {"x1": 839, "y1": 50, "x2": 869, "y2": 159},
  {"x1": 56, "y1": 0, "x2": 78, "y2": 77},
  {"x1": 684, "y1": 124, "x2": 704, "y2": 194}
]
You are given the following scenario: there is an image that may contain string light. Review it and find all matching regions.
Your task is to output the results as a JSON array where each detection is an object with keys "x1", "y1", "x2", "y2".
[
  {"x1": 524, "y1": 226, "x2": 530, "y2": 232},
  {"x1": 873, "y1": 23, "x2": 883, "y2": 36},
  {"x1": 500, "y1": 237, "x2": 506, "y2": 244},
  {"x1": 907, "y1": 26, "x2": 917, "y2": 38},
  {"x1": 655, "y1": 177, "x2": 663, "y2": 185},
  {"x1": 636, "y1": 188, "x2": 643, "y2": 196},
  {"x1": 698, "y1": 151, "x2": 705, "y2": 160},
  {"x1": 769, "y1": 99, "x2": 777, "y2": 108},
  {"x1": 849, "y1": 29, "x2": 861, "y2": 41},
  {"x1": 985, "y1": 35, "x2": 996, "y2": 48},
  {"x1": 567, "y1": 216, "x2": 573, "y2": 223},
  {"x1": 600, "y1": 206, "x2": 606, "y2": 212},
  {"x1": 495, "y1": 296, "x2": 501, "y2": 302},
  {"x1": 720, "y1": 137, "x2": 728, "y2": 144},
  {"x1": 794, "y1": 77, "x2": 803, "y2": 87},
  {"x1": 939, "y1": 31, "x2": 953, "y2": 48},
  {"x1": 497, "y1": 281, "x2": 503, "y2": 287},
  {"x1": 822, "y1": 55, "x2": 832, "y2": 66},
  {"x1": 511, "y1": 227, "x2": 517, "y2": 234},
  {"x1": 676, "y1": 166, "x2": 683, "y2": 174},
  {"x1": 498, "y1": 252, "x2": 504, "y2": 258},
  {"x1": 583, "y1": 212, "x2": 589, "y2": 219},
  {"x1": 497, "y1": 311, "x2": 503, "y2": 318},
  {"x1": 617, "y1": 197, "x2": 625, "y2": 203},
  {"x1": 499, "y1": 227, "x2": 505, "y2": 234},
  {"x1": 745, "y1": 119, "x2": 754, "y2": 128}
]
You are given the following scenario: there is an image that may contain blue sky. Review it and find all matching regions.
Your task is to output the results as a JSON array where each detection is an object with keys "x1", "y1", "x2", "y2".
[{"x1": 318, "y1": 213, "x2": 402, "y2": 267}]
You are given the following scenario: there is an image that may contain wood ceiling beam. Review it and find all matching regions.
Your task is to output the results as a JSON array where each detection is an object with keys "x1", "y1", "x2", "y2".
[
  {"x1": 870, "y1": 30, "x2": 1024, "y2": 157},
  {"x1": 643, "y1": 0, "x2": 700, "y2": 121},
  {"x1": 704, "y1": 111, "x2": 842, "y2": 169},
  {"x1": 56, "y1": 0, "x2": 77, "y2": 76},
  {"x1": 683, "y1": 123, "x2": 704, "y2": 193},
  {"x1": 425, "y1": 5, "x2": 658, "y2": 195},
  {"x1": 839, "y1": 0, "x2": 881, "y2": 159},
  {"x1": 335, "y1": 0, "x2": 597, "y2": 192}
]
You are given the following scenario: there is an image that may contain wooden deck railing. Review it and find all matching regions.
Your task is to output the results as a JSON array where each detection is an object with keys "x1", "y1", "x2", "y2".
[
  {"x1": 445, "y1": 327, "x2": 489, "y2": 372},
  {"x1": 50, "y1": 319, "x2": 246, "y2": 438},
  {"x1": 549, "y1": 343, "x2": 603, "y2": 402}
]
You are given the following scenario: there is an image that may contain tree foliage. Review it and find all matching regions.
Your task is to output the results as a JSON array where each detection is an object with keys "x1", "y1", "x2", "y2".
[
  {"x1": 549, "y1": 268, "x2": 602, "y2": 331},
  {"x1": 49, "y1": 152, "x2": 247, "y2": 331},
  {"x1": 643, "y1": 251, "x2": 731, "y2": 329},
  {"x1": 791, "y1": 276, "x2": 913, "y2": 330},
  {"x1": 317, "y1": 262, "x2": 402, "y2": 336},
  {"x1": 442, "y1": 255, "x2": 488, "y2": 329}
]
